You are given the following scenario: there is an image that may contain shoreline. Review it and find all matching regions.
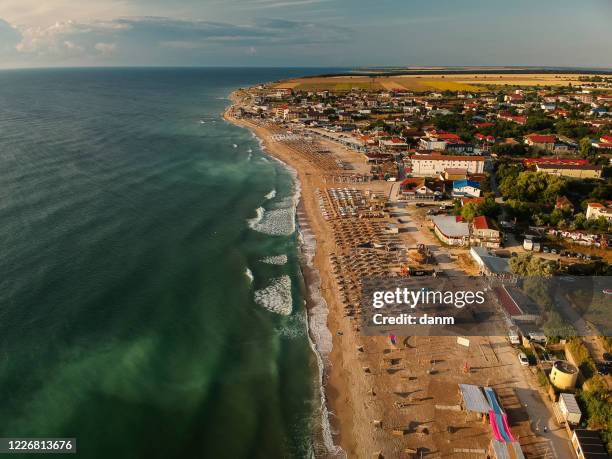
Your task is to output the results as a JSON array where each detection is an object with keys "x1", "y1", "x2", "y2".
[{"x1": 223, "y1": 95, "x2": 347, "y2": 458}]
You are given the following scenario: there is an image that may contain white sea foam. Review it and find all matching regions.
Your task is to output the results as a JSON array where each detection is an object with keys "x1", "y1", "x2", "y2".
[
  {"x1": 261, "y1": 254, "x2": 288, "y2": 265},
  {"x1": 247, "y1": 207, "x2": 265, "y2": 227},
  {"x1": 275, "y1": 310, "x2": 307, "y2": 339},
  {"x1": 264, "y1": 189, "x2": 276, "y2": 200},
  {"x1": 253, "y1": 276, "x2": 292, "y2": 315},
  {"x1": 249, "y1": 207, "x2": 295, "y2": 236},
  {"x1": 245, "y1": 267, "x2": 254, "y2": 283},
  {"x1": 298, "y1": 218, "x2": 345, "y2": 458}
]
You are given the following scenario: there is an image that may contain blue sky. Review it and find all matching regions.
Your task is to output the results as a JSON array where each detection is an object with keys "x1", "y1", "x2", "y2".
[{"x1": 0, "y1": 0, "x2": 611, "y2": 68}]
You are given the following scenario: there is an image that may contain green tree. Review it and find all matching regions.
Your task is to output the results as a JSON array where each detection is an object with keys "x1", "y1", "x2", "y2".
[{"x1": 509, "y1": 253, "x2": 556, "y2": 277}]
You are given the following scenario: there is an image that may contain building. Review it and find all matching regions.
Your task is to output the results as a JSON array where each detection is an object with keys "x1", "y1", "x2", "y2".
[
  {"x1": 471, "y1": 216, "x2": 501, "y2": 248},
  {"x1": 535, "y1": 163, "x2": 603, "y2": 179},
  {"x1": 592, "y1": 134, "x2": 612, "y2": 150},
  {"x1": 419, "y1": 138, "x2": 447, "y2": 150},
  {"x1": 498, "y1": 113, "x2": 528, "y2": 125},
  {"x1": 400, "y1": 178, "x2": 437, "y2": 200},
  {"x1": 571, "y1": 429, "x2": 608, "y2": 459},
  {"x1": 558, "y1": 393, "x2": 582, "y2": 425},
  {"x1": 431, "y1": 215, "x2": 469, "y2": 246},
  {"x1": 586, "y1": 202, "x2": 612, "y2": 221},
  {"x1": 524, "y1": 134, "x2": 557, "y2": 151},
  {"x1": 494, "y1": 285, "x2": 540, "y2": 322},
  {"x1": 470, "y1": 247, "x2": 512, "y2": 277},
  {"x1": 443, "y1": 168, "x2": 468, "y2": 181},
  {"x1": 550, "y1": 360, "x2": 579, "y2": 390},
  {"x1": 452, "y1": 179, "x2": 481, "y2": 198},
  {"x1": 411, "y1": 154, "x2": 486, "y2": 176},
  {"x1": 555, "y1": 196, "x2": 574, "y2": 212}
]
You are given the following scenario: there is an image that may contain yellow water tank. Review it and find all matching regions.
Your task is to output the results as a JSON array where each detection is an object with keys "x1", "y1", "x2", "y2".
[{"x1": 549, "y1": 360, "x2": 579, "y2": 390}]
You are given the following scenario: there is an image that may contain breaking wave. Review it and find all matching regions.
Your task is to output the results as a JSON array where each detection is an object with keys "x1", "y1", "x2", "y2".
[
  {"x1": 261, "y1": 254, "x2": 288, "y2": 265},
  {"x1": 254, "y1": 276, "x2": 292, "y2": 316},
  {"x1": 247, "y1": 207, "x2": 265, "y2": 227},
  {"x1": 264, "y1": 189, "x2": 277, "y2": 200},
  {"x1": 245, "y1": 267, "x2": 254, "y2": 283}
]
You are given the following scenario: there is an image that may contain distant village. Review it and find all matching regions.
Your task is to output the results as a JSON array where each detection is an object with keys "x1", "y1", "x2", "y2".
[{"x1": 236, "y1": 80, "x2": 612, "y2": 266}]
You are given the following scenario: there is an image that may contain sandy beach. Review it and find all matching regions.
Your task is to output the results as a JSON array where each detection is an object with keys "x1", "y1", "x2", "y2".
[{"x1": 224, "y1": 91, "x2": 559, "y2": 459}]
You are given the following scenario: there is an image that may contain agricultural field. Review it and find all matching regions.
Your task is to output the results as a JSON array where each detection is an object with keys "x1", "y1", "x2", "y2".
[{"x1": 276, "y1": 73, "x2": 610, "y2": 92}]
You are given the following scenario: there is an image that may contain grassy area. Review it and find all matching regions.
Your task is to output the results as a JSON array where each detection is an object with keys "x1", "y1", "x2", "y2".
[{"x1": 275, "y1": 72, "x2": 609, "y2": 93}]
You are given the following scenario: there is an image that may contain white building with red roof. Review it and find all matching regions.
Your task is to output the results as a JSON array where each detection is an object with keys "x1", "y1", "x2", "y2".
[{"x1": 586, "y1": 202, "x2": 612, "y2": 222}]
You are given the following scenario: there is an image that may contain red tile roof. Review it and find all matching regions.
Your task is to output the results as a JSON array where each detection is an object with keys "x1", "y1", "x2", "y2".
[
  {"x1": 472, "y1": 215, "x2": 491, "y2": 230},
  {"x1": 525, "y1": 134, "x2": 556, "y2": 144}
]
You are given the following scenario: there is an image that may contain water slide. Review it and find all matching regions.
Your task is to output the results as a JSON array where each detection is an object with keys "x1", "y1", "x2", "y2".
[{"x1": 484, "y1": 387, "x2": 515, "y2": 443}]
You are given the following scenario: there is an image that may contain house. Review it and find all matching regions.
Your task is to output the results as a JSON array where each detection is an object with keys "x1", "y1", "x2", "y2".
[
  {"x1": 452, "y1": 179, "x2": 481, "y2": 198},
  {"x1": 400, "y1": 178, "x2": 436, "y2": 200},
  {"x1": 498, "y1": 113, "x2": 527, "y2": 125},
  {"x1": 535, "y1": 163, "x2": 602, "y2": 179},
  {"x1": 524, "y1": 134, "x2": 556, "y2": 151},
  {"x1": 586, "y1": 202, "x2": 612, "y2": 221},
  {"x1": 555, "y1": 196, "x2": 574, "y2": 212},
  {"x1": 592, "y1": 135, "x2": 612, "y2": 150},
  {"x1": 475, "y1": 133, "x2": 495, "y2": 144},
  {"x1": 471, "y1": 216, "x2": 501, "y2": 248},
  {"x1": 419, "y1": 138, "x2": 447, "y2": 150},
  {"x1": 411, "y1": 154, "x2": 486, "y2": 176},
  {"x1": 379, "y1": 137, "x2": 409, "y2": 150},
  {"x1": 571, "y1": 429, "x2": 608, "y2": 459},
  {"x1": 431, "y1": 215, "x2": 469, "y2": 246}
]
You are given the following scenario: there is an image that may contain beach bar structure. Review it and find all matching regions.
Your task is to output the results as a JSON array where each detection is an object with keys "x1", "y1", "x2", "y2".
[
  {"x1": 489, "y1": 439, "x2": 526, "y2": 459},
  {"x1": 458, "y1": 383, "x2": 491, "y2": 419}
]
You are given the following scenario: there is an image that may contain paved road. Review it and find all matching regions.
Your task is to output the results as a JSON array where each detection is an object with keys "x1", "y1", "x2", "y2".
[{"x1": 492, "y1": 336, "x2": 576, "y2": 459}]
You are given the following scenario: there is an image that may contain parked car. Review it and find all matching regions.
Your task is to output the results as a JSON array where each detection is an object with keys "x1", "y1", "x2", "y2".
[
  {"x1": 550, "y1": 248, "x2": 558, "y2": 254},
  {"x1": 543, "y1": 246, "x2": 550, "y2": 253},
  {"x1": 518, "y1": 352, "x2": 530, "y2": 366}
]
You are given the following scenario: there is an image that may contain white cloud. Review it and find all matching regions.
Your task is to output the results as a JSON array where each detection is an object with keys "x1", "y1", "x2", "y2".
[
  {"x1": 0, "y1": 14, "x2": 351, "y2": 66},
  {"x1": 94, "y1": 42, "x2": 116, "y2": 56}
]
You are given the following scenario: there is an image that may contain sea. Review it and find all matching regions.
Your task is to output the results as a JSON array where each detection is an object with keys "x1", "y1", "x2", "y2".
[{"x1": 0, "y1": 67, "x2": 342, "y2": 459}]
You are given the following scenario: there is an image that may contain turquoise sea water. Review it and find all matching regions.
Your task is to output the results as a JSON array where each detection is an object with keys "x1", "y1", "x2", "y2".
[{"x1": 0, "y1": 68, "x2": 337, "y2": 458}]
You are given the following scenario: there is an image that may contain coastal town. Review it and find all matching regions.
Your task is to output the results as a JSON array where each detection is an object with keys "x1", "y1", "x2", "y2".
[{"x1": 226, "y1": 72, "x2": 611, "y2": 459}]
